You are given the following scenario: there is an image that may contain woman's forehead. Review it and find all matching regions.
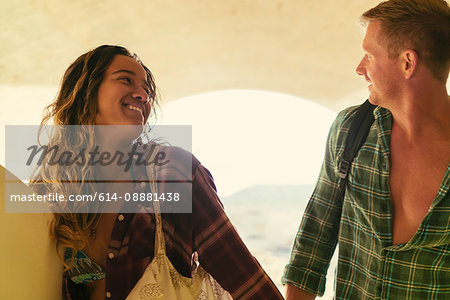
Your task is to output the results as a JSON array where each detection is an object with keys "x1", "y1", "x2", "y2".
[{"x1": 107, "y1": 55, "x2": 147, "y2": 78}]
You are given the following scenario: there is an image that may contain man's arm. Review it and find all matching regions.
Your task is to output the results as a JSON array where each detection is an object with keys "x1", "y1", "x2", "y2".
[
  {"x1": 282, "y1": 107, "x2": 358, "y2": 297},
  {"x1": 286, "y1": 284, "x2": 316, "y2": 300}
]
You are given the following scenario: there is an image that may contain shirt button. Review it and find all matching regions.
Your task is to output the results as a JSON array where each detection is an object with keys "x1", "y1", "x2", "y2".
[
  {"x1": 108, "y1": 252, "x2": 115, "y2": 259},
  {"x1": 140, "y1": 182, "x2": 146, "y2": 188},
  {"x1": 106, "y1": 291, "x2": 111, "y2": 298},
  {"x1": 117, "y1": 214, "x2": 124, "y2": 221}
]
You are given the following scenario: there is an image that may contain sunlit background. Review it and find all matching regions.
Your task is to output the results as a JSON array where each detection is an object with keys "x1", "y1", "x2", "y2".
[
  {"x1": 0, "y1": 1, "x2": 389, "y2": 298},
  {"x1": 157, "y1": 89, "x2": 338, "y2": 297},
  {"x1": 158, "y1": 90, "x2": 336, "y2": 196},
  {"x1": 1, "y1": 86, "x2": 338, "y2": 297}
]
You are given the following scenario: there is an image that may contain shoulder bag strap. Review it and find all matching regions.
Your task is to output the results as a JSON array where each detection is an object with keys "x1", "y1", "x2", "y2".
[{"x1": 145, "y1": 144, "x2": 165, "y2": 256}]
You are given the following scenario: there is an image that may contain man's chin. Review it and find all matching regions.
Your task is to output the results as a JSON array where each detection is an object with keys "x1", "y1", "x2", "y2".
[{"x1": 368, "y1": 93, "x2": 379, "y2": 106}]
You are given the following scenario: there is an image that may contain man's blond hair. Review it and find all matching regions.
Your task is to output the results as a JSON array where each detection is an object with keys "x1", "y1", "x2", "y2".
[{"x1": 361, "y1": 0, "x2": 450, "y2": 82}]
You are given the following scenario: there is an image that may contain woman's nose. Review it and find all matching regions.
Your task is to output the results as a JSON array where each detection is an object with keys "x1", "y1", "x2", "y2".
[{"x1": 132, "y1": 87, "x2": 149, "y2": 102}]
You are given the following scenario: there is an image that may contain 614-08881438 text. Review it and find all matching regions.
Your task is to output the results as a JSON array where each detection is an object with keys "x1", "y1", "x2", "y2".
[{"x1": 9, "y1": 192, "x2": 180, "y2": 202}]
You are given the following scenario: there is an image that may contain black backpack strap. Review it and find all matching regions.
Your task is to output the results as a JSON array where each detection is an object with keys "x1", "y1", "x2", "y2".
[
  {"x1": 333, "y1": 100, "x2": 376, "y2": 240},
  {"x1": 338, "y1": 99, "x2": 376, "y2": 180}
]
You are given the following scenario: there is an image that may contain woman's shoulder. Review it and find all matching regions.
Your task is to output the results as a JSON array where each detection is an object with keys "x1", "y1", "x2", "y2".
[{"x1": 138, "y1": 142, "x2": 202, "y2": 176}]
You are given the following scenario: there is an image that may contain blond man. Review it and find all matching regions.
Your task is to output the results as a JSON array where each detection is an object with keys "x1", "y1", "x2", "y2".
[{"x1": 283, "y1": 0, "x2": 450, "y2": 299}]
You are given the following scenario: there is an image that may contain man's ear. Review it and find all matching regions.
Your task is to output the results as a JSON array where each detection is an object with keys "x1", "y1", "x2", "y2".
[{"x1": 401, "y1": 49, "x2": 418, "y2": 79}]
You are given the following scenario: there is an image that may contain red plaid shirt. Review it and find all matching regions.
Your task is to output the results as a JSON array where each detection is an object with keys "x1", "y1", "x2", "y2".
[{"x1": 63, "y1": 145, "x2": 283, "y2": 300}]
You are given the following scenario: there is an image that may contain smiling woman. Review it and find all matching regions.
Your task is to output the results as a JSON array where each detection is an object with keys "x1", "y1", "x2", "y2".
[
  {"x1": 95, "y1": 55, "x2": 152, "y2": 126},
  {"x1": 30, "y1": 45, "x2": 283, "y2": 300}
]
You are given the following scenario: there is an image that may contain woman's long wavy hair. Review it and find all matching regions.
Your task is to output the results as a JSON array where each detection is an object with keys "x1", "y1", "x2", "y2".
[{"x1": 32, "y1": 45, "x2": 159, "y2": 269}]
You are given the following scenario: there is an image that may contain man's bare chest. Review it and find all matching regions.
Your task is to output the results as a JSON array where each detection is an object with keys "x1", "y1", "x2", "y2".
[{"x1": 389, "y1": 139, "x2": 449, "y2": 244}]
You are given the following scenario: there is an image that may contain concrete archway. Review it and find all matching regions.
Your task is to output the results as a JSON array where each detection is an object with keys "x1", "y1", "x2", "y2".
[{"x1": 1, "y1": 0, "x2": 382, "y2": 111}]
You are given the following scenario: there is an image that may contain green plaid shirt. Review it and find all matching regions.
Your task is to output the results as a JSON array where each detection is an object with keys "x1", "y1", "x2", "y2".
[{"x1": 283, "y1": 105, "x2": 450, "y2": 299}]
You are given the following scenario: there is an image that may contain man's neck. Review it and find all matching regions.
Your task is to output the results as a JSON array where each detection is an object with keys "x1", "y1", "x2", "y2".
[{"x1": 386, "y1": 83, "x2": 450, "y2": 142}]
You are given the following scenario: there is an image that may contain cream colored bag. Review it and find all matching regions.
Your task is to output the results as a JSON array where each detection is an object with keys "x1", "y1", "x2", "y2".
[{"x1": 126, "y1": 147, "x2": 233, "y2": 300}]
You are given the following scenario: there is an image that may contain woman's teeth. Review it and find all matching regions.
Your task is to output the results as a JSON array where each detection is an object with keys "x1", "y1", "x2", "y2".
[{"x1": 126, "y1": 105, "x2": 143, "y2": 115}]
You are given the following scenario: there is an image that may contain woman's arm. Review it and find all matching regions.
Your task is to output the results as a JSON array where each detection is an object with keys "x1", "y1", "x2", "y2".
[{"x1": 192, "y1": 164, "x2": 284, "y2": 300}]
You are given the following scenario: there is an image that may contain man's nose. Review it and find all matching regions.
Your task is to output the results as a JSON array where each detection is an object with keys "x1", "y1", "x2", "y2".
[{"x1": 356, "y1": 57, "x2": 366, "y2": 76}]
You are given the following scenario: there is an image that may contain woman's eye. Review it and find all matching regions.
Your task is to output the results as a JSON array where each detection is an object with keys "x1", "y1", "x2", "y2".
[{"x1": 119, "y1": 77, "x2": 132, "y2": 84}]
